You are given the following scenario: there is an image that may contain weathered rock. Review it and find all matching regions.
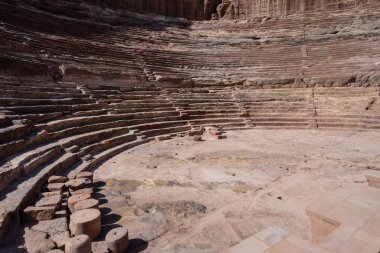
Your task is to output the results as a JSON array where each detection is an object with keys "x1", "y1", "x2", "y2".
[
  {"x1": 73, "y1": 198, "x2": 99, "y2": 212},
  {"x1": 70, "y1": 187, "x2": 94, "y2": 196},
  {"x1": 65, "y1": 234, "x2": 92, "y2": 253},
  {"x1": 105, "y1": 227, "x2": 129, "y2": 253},
  {"x1": 76, "y1": 172, "x2": 94, "y2": 183},
  {"x1": 48, "y1": 175, "x2": 68, "y2": 184},
  {"x1": 31, "y1": 216, "x2": 69, "y2": 248},
  {"x1": 68, "y1": 193, "x2": 92, "y2": 213},
  {"x1": 65, "y1": 178, "x2": 92, "y2": 191},
  {"x1": 83, "y1": 154, "x2": 93, "y2": 161},
  {"x1": 24, "y1": 228, "x2": 56, "y2": 253},
  {"x1": 51, "y1": 231, "x2": 70, "y2": 249},
  {"x1": 91, "y1": 241, "x2": 108, "y2": 253},
  {"x1": 69, "y1": 208, "x2": 101, "y2": 240},
  {"x1": 35, "y1": 195, "x2": 62, "y2": 210},
  {"x1": 40, "y1": 191, "x2": 62, "y2": 198},
  {"x1": 194, "y1": 136, "x2": 202, "y2": 141},
  {"x1": 46, "y1": 183, "x2": 65, "y2": 192},
  {"x1": 24, "y1": 206, "x2": 55, "y2": 221},
  {"x1": 67, "y1": 145, "x2": 80, "y2": 153}
]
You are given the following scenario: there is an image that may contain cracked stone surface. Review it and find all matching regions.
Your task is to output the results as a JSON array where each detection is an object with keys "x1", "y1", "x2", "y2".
[{"x1": 94, "y1": 129, "x2": 380, "y2": 252}]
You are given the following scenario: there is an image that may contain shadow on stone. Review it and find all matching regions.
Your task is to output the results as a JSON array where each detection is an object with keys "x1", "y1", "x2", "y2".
[
  {"x1": 99, "y1": 207, "x2": 112, "y2": 215},
  {"x1": 127, "y1": 238, "x2": 149, "y2": 253}
]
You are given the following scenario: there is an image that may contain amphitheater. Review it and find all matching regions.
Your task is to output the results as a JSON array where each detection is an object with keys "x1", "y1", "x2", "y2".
[{"x1": 0, "y1": 0, "x2": 380, "y2": 252}]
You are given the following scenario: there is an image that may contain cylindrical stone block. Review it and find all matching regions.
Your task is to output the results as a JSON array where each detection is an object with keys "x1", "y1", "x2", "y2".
[
  {"x1": 105, "y1": 227, "x2": 129, "y2": 253},
  {"x1": 76, "y1": 172, "x2": 94, "y2": 183},
  {"x1": 65, "y1": 234, "x2": 92, "y2": 253},
  {"x1": 68, "y1": 193, "x2": 91, "y2": 213},
  {"x1": 69, "y1": 208, "x2": 101, "y2": 240},
  {"x1": 74, "y1": 198, "x2": 99, "y2": 212}
]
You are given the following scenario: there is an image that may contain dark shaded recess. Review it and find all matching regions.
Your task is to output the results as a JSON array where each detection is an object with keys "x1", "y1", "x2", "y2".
[{"x1": 0, "y1": 57, "x2": 48, "y2": 77}]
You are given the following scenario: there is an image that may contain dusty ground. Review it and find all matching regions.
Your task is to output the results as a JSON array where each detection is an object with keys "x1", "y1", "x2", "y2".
[{"x1": 94, "y1": 129, "x2": 380, "y2": 253}]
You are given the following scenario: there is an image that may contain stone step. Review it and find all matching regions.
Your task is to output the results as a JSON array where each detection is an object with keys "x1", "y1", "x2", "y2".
[
  {"x1": 3, "y1": 103, "x2": 104, "y2": 115},
  {"x1": 142, "y1": 125, "x2": 191, "y2": 137},
  {"x1": 252, "y1": 121, "x2": 310, "y2": 127},
  {"x1": 0, "y1": 124, "x2": 33, "y2": 144},
  {"x1": 0, "y1": 145, "x2": 63, "y2": 193},
  {"x1": 77, "y1": 133, "x2": 137, "y2": 157},
  {"x1": 251, "y1": 117, "x2": 310, "y2": 122},
  {"x1": 0, "y1": 90, "x2": 87, "y2": 99},
  {"x1": 0, "y1": 84, "x2": 81, "y2": 94},
  {"x1": 0, "y1": 97, "x2": 96, "y2": 106},
  {"x1": 0, "y1": 152, "x2": 79, "y2": 243},
  {"x1": 189, "y1": 118, "x2": 245, "y2": 125},
  {"x1": 47, "y1": 120, "x2": 133, "y2": 141},
  {"x1": 38, "y1": 111, "x2": 183, "y2": 132},
  {"x1": 0, "y1": 130, "x2": 48, "y2": 160},
  {"x1": 61, "y1": 127, "x2": 130, "y2": 149},
  {"x1": 69, "y1": 138, "x2": 152, "y2": 177}
]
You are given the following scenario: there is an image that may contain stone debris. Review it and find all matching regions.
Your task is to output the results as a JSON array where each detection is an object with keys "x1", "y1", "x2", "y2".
[
  {"x1": 46, "y1": 183, "x2": 66, "y2": 193},
  {"x1": 76, "y1": 172, "x2": 94, "y2": 183},
  {"x1": 24, "y1": 206, "x2": 56, "y2": 221},
  {"x1": 40, "y1": 191, "x2": 63, "y2": 198},
  {"x1": 35, "y1": 195, "x2": 63, "y2": 210},
  {"x1": 24, "y1": 228, "x2": 56, "y2": 253},
  {"x1": 48, "y1": 175, "x2": 68, "y2": 184},
  {"x1": 194, "y1": 136, "x2": 203, "y2": 141}
]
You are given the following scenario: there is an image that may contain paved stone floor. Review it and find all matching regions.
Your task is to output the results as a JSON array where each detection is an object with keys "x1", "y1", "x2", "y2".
[{"x1": 95, "y1": 129, "x2": 380, "y2": 253}]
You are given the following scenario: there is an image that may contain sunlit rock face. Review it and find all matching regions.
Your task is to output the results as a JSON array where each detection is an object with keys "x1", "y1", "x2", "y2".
[
  {"x1": 83, "y1": 0, "x2": 221, "y2": 20},
  {"x1": 232, "y1": 0, "x2": 372, "y2": 19},
  {"x1": 83, "y1": 0, "x2": 372, "y2": 20}
]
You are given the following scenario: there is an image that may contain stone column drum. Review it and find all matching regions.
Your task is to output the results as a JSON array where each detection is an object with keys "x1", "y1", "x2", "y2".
[
  {"x1": 105, "y1": 227, "x2": 129, "y2": 253},
  {"x1": 65, "y1": 234, "x2": 92, "y2": 253},
  {"x1": 69, "y1": 208, "x2": 101, "y2": 240}
]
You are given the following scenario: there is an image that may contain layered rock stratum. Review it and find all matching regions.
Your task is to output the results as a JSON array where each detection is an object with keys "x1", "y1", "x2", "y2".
[{"x1": 1, "y1": 0, "x2": 379, "y2": 87}]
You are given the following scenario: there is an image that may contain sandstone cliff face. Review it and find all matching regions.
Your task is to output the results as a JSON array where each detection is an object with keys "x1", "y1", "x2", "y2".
[
  {"x1": 231, "y1": 0, "x2": 372, "y2": 19},
  {"x1": 85, "y1": 0, "x2": 221, "y2": 20},
  {"x1": 87, "y1": 0, "x2": 373, "y2": 20}
]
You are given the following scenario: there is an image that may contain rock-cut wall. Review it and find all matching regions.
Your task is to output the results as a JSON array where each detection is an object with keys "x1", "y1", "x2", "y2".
[
  {"x1": 91, "y1": 0, "x2": 374, "y2": 20},
  {"x1": 217, "y1": 0, "x2": 373, "y2": 19},
  {"x1": 86, "y1": 0, "x2": 374, "y2": 20},
  {"x1": 87, "y1": 0, "x2": 221, "y2": 20}
]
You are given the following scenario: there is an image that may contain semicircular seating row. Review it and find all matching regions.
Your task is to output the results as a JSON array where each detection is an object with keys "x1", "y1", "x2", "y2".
[{"x1": 0, "y1": 76, "x2": 379, "y2": 241}]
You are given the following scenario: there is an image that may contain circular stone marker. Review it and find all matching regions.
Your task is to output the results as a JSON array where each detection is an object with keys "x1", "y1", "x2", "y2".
[
  {"x1": 69, "y1": 208, "x2": 101, "y2": 240},
  {"x1": 68, "y1": 193, "x2": 91, "y2": 213},
  {"x1": 105, "y1": 227, "x2": 129, "y2": 253},
  {"x1": 65, "y1": 234, "x2": 92, "y2": 253},
  {"x1": 74, "y1": 198, "x2": 99, "y2": 212}
]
